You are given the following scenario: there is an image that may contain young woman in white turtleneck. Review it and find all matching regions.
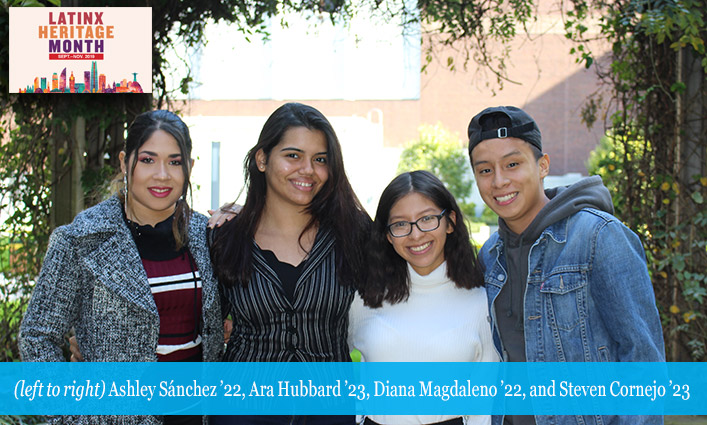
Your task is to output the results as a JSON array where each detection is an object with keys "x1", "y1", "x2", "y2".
[{"x1": 349, "y1": 170, "x2": 499, "y2": 425}]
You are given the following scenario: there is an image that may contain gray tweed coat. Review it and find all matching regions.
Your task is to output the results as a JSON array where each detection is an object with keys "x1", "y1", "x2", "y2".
[{"x1": 19, "y1": 195, "x2": 223, "y2": 424}]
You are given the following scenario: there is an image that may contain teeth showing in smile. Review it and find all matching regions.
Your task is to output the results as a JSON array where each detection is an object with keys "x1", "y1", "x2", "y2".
[
  {"x1": 151, "y1": 188, "x2": 170, "y2": 193},
  {"x1": 495, "y1": 192, "x2": 517, "y2": 203},
  {"x1": 409, "y1": 241, "x2": 431, "y2": 252},
  {"x1": 293, "y1": 181, "x2": 313, "y2": 188}
]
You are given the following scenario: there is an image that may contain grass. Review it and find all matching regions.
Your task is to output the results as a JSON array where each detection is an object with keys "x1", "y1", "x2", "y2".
[
  {"x1": 666, "y1": 416, "x2": 707, "y2": 425},
  {"x1": 0, "y1": 416, "x2": 47, "y2": 425}
]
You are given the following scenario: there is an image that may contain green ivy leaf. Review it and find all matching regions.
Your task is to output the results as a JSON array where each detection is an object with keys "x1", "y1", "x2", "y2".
[
  {"x1": 584, "y1": 55, "x2": 593, "y2": 69},
  {"x1": 670, "y1": 82, "x2": 687, "y2": 93}
]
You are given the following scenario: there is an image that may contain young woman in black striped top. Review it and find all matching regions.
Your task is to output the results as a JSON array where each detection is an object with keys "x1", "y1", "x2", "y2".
[{"x1": 210, "y1": 103, "x2": 371, "y2": 425}]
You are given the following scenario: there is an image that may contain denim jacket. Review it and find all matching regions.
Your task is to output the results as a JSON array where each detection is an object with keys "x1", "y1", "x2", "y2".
[{"x1": 479, "y1": 208, "x2": 665, "y2": 425}]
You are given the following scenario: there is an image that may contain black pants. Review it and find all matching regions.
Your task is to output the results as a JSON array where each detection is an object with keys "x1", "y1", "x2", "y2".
[
  {"x1": 165, "y1": 416, "x2": 202, "y2": 425},
  {"x1": 164, "y1": 350, "x2": 204, "y2": 425},
  {"x1": 364, "y1": 417, "x2": 464, "y2": 425},
  {"x1": 210, "y1": 415, "x2": 356, "y2": 425}
]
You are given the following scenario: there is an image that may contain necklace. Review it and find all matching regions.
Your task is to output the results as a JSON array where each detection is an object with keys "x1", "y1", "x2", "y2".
[
  {"x1": 125, "y1": 216, "x2": 143, "y2": 237},
  {"x1": 122, "y1": 203, "x2": 144, "y2": 237}
]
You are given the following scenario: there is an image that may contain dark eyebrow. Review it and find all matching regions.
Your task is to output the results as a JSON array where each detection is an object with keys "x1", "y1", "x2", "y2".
[
  {"x1": 473, "y1": 150, "x2": 523, "y2": 168},
  {"x1": 504, "y1": 150, "x2": 523, "y2": 158},
  {"x1": 138, "y1": 150, "x2": 182, "y2": 158},
  {"x1": 280, "y1": 147, "x2": 328, "y2": 156},
  {"x1": 389, "y1": 207, "x2": 439, "y2": 222}
]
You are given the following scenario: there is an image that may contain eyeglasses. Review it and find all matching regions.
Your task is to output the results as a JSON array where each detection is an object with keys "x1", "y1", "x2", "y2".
[{"x1": 386, "y1": 210, "x2": 447, "y2": 238}]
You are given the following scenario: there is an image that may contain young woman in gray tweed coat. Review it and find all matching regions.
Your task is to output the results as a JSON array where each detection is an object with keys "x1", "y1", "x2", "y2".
[{"x1": 19, "y1": 110, "x2": 223, "y2": 425}]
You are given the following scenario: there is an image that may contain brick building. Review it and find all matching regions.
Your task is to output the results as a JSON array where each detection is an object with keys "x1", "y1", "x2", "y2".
[{"x1": 176, "y1": 3, "x2": 610, "y2": 213}]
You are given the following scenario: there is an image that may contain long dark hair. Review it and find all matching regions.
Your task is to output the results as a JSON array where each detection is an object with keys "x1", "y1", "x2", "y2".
[
  {"x1": 121, "y1": 110, "x2": 193, "y2": 250},
  {"x1": 211, "y1": 102, "x2": 371, "y2": 288},
  {"x1": 359, "y1": 170, "x2": 483, "y2": 307}
]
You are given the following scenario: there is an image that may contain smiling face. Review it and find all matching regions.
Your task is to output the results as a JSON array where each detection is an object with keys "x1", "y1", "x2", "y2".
[
  {"x1": 256, "y1": 126, "x2": 329, "y2": 210},
  {"x1": 386, "y1": 192, "x2": 455, "y2": 276},
  {"x1": 471, "y1": 137, "x2": 550, "y2": 234},
  {"x1": 120, "y1": 129, "x2": 188, "y2": 226}
]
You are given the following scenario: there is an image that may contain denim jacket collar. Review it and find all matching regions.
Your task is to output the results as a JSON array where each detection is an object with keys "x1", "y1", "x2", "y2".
[{"x1": 490, "y1": 215, "x2": 570, "y2": 258}]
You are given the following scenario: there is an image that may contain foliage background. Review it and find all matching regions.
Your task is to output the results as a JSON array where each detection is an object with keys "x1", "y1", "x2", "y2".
[
  {"x1": 572, "y1": 0, "x2": 707, "y2": 361},
  {"x1": 1, "y1": 0, "x2": 705, "y2": 368},
  {"x1": 396, "y1": 123, "x2": 475, "y2": 216},
  {"x1": 396, "y1": 123, "x2": 498, "y2": 226}
]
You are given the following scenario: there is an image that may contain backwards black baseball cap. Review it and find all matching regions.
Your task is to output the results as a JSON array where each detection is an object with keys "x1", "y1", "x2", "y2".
[{"x1": 467, "y1": 106, "x2": 542, "y2": 155}]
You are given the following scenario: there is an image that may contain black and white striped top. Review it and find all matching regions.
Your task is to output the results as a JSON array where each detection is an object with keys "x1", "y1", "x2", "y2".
[{"x1": 221, "y1": 227, "x2": 354, "y2": 362}]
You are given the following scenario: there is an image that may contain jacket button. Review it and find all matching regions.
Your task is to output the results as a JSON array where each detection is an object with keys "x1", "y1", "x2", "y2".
[{"x1": 497, "y1": 274, "x2": 505, "y2": 281}]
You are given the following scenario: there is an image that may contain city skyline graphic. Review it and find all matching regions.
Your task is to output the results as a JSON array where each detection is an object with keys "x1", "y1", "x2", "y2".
[
  {"x1": 18, "y1": 60, "x2": 144, "y2": 93},
  {"x1": 9, "y1": 7, "x2": 152, "y2": 94}
]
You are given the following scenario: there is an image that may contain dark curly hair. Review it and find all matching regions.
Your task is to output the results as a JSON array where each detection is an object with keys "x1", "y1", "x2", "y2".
[
  {"x1": 211, "y1": 102, "x2": 371, "y2": 288},
  {"x1": 359, "y1": 170, "x2": 483, "y2": 307}
]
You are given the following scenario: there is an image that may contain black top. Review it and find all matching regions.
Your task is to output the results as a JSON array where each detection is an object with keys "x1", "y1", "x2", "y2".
[
  {"x1": 259, "y1": 249, "x2": 305, "y2": 303},
  {"x1": 122, "y1": 209, "x2": 185, "y2": 261}
]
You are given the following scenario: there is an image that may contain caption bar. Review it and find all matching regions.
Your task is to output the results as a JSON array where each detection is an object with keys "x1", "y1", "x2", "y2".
[{"x1": 2, "y1": 362, "x2": 705, "y2": 415}]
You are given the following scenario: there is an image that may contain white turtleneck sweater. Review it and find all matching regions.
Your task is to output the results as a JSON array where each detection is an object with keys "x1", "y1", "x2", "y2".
[{"x1": 348, "y1": 262, "x2": 498, "y2": 425}]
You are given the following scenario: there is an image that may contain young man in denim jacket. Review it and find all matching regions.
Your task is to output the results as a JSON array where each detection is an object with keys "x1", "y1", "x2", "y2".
[{"x1": 467, "y1": 106, "x2": 665, "y2": 425}]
